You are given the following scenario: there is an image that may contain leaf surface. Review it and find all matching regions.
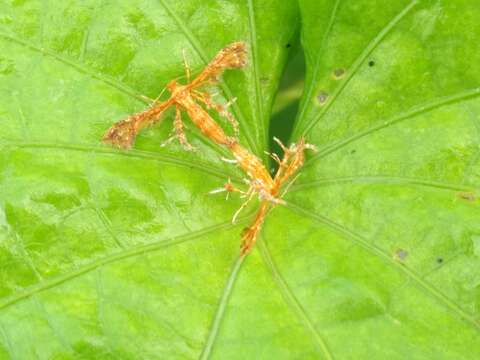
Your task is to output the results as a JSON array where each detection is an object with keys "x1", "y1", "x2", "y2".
[{"x1": 1, "y1": 0, "x2": 480, "y2": 359}]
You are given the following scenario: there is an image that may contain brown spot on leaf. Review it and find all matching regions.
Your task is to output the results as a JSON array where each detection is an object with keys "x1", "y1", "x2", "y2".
[
  {"x1": 457, "y1": 191, "x2": 476, "y2": 201},
  {"x1": 317, "y1": 91, "x2": 328, "y2": 105},
  {"x1": 333, "y1": 68, "x2": 346, "y2": 79}
]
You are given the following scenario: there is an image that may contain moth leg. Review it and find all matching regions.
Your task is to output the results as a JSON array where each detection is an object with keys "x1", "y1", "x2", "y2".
[
  {"x1": 192, "y1": 90, "x2": 240, "y2": 138},
  {"x1": 273, "y1": 136, "x2": 290, "y2": 154},
  {"x1": 271, "y1": 137, "x2": 293, "y2": 181},
  {"x1": 161, "y1": 106, "x2": 195, "y2": 151},
  {"x1": 173, "y1": 106, "x2": 195, "y2": 151},
  {"x1": 221, "y1": 97, "x2": 240, "y2": 138},
  {"x1": 182, "y1": 49, "x2": 191, "y2": 83}
]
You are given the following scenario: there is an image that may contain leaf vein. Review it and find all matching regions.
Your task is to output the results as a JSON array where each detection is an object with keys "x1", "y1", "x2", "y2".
[
  {"x1": 305, "y1": 87, "x2": 480, "y2": 166},
  {"x1": 295, "y1": 0, "x2": 341, "y2": 134},
  {"x1": 0, "y1": 32, "x2": 233, "y2": 158},
  {"x1": 0, "y1": 219, "x2": 242, "y2": 311},
  {"x1": 0, "y1": 322, "x2": 15, "y2": 360},
  {"x1": 199, "y1": 256, "x2": 245, "y2": 360},
  {"x1": 0, "y1": 141, "x2": 241, "y2": 181},
  {"x1": 258, "y1": 240, "x2": 334, "y2": 360},
  {"x1": 32, "y1": 295, "x2": 75, "y2": 353},
  {"x1": 286, "y1": 202, "x2": 480, "y2": 330},
  {"x1": 291, "y1": 175, "x2": 478, "y2": 193},
  {"x1": 0, "y1": 31, "x2": 148, "y2": 104},
  {"x1": 297, "y1": 0, "x2": 419, "y2": 137},
  {"x1": 246, "y1": 0, "x2": 266, "y2": 152}
]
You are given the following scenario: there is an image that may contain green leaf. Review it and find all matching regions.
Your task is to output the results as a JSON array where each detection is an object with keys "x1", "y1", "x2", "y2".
[
  {"x1": 281, "y1": 0, "x2": 480, "y2": 358},
  {"x1": 1, "y1": 0, "x2": 479, "y2": 359}
]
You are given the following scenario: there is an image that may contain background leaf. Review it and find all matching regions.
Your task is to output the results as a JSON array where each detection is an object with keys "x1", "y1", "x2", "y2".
[{"x1": 278, "y1": 0, "x2": 480, "y2": 358}]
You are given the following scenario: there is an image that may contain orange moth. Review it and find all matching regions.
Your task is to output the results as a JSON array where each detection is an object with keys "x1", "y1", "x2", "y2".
[{"x1": 103, "y1": 42, "x2": 315, "y2": 255}]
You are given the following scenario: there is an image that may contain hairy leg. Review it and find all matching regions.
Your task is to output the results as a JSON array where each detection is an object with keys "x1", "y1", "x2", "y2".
[
  {"x1": 174, "y1": 106, "x2": 195, "y2": 151},
  {"x1": 161, "y1": 106, "x2": 195, "y2": 151}
]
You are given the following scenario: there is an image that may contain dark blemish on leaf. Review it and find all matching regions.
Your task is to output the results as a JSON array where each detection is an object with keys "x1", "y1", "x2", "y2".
[
  {"x1": 286, "y1": 43, "x2": 291, "y2": 48},
  {"x1": 393, "y1": 248, "x2": 408, "y2": 262},
  {"x1": 457, "y1": 191, "x2": 476, "y2": 202},
  {"x1": 368, "y1": 60, "x2": 375, "y2": 67},
  {"x1": 350, "y1": 149, "x2": 356, "y2": 155},
  {"x1": 436, "y1": 257, "x2": 444, "y2": 264},
  {"x1": 260, "y1": 76, "x2": 269, "y2": 85},
  {"x1": 333, "y1": 68, "x2": 346, "y2": 79},
  {"x1": 317, "y1": 91, "x2": 329, "y2": 105}
]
